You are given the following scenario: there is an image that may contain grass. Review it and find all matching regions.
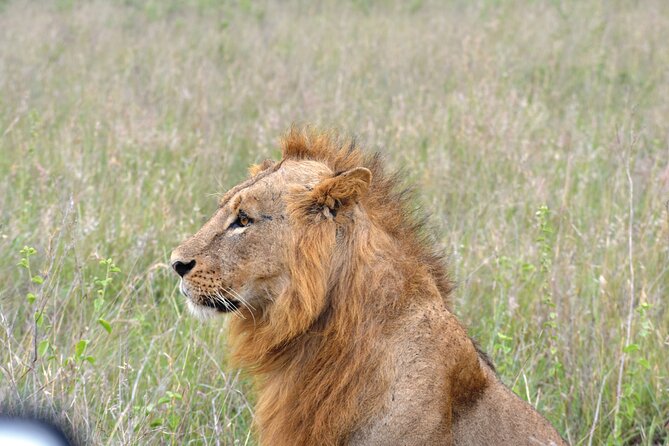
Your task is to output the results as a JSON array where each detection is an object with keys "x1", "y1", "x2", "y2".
[{"x1": 0, "y1": 0, "x2": 667, "y2": 444}]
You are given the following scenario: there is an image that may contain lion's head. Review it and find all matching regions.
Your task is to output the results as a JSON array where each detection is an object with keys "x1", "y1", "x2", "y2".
[{"x1": 170, "y1": 131, "x2": 373, "y2": 324}]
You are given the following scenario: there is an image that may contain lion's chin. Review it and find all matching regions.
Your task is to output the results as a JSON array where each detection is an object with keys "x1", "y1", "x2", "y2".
[
  {"x1": 179, "y1": 280, "x2": 241, "y2": 317},
  {"x1": 185, "y1": 299, "x2": 219, "y2": 320}
]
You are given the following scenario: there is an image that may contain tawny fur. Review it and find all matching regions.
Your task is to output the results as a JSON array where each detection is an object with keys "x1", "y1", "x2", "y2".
[{"x1": 171, "y1": 128, "x2": 568, "y2": 446}]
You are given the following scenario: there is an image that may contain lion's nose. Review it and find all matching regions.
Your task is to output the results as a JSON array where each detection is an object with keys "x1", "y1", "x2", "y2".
[{"x1": 172, "y1": 259, "x2": 196, "y2": 277}]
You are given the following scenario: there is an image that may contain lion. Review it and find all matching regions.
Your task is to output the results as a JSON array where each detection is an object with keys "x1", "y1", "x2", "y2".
[{"x1": 170, "y1": 128, "x2": 568, "y2": 446}]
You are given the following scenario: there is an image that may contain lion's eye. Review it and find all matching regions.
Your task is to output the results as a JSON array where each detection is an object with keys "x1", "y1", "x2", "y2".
[{"x1": 230, "y1": 211, "x2": 253, "y2": 230}]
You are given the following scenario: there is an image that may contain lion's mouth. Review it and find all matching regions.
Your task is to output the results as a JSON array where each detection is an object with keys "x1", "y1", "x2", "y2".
[
  {"x1": 179, "y1": 280, "x2": 240, "y2": 313},
  {"x1": 202, "y1": 297, "x2": 241, "y2": 313}
]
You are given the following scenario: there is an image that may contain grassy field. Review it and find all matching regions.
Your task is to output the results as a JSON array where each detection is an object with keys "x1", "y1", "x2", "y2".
[{"x1": 1, "y1": 0, "x2": 668, "y2": 444}]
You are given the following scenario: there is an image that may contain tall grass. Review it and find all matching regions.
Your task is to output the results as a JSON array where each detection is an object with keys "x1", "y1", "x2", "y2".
[{"x1": 0, "y1": 1, "x2": 667, "y2": 444}]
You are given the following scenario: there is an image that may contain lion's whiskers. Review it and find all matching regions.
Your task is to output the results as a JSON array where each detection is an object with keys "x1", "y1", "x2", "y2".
[
  {"x1": 213, "y1": 289, "x2": 247, "y2": 320},
  {"x1": 225, "y1": 287, "x2": 255, "y2": 311},
  {"x1": 223, "y1": 287, "x2": 257, "y2": 325}
]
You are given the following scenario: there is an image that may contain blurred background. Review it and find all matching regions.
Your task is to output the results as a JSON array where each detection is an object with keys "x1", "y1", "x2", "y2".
[{"x1": 0, "y1": 0, "x2": 667, "y2": 444}]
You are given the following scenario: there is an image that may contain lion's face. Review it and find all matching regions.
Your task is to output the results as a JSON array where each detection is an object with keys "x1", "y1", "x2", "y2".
[{"x1": 170, "y1": 159, "x2": 331, "y2": 318}]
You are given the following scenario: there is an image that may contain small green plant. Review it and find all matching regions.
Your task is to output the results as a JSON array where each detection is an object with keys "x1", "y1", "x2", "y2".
[
  {"x1": 94, "y1": 258, "x2": 121, "y2": 334},
  {"x1": 17, "y1": 245, "x2": 43, "y2": 289},
  {"x1": 612, "y1": 301, "x2": 656, "y2": 443},
  {"x1": 17, "y1": 245, "x2": 46, "y2": 363},
  {"x1": 493, "y1": 331, "x2": 515, "y2": 378},
  {"x1": 64, "y1": 257, "x2": 122, "y2": 366},
  {"x1": 534, "y1": 206, "x2": 563, "y2": 380},
  {"x1": 149, "y1": 389, "x2": 184, "y2": 433}
]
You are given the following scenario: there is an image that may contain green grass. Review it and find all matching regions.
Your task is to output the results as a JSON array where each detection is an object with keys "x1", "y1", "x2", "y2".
[{"x1": 1, "y1": 0, "x2": 668, "y2": 444}]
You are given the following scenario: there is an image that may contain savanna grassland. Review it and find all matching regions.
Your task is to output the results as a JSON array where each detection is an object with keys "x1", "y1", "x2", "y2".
[{"x1": 0, "y1": 0, "x2": 668, "y2": 444}]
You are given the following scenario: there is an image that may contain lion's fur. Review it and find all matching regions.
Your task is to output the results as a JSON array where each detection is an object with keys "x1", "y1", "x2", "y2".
[{"x1": 172, "y1": 128, "x2": 567, "y2": 445}]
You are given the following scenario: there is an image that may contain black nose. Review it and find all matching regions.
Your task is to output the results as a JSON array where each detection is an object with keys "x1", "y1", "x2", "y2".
[{"x1": 172, "y1": 259, "x2": 196, "y2": 277}]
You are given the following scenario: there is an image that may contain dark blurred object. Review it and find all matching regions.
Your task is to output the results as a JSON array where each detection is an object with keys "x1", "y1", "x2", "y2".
[{"x1": 0, "y1": 417, "x2": 71, "y2": 446}]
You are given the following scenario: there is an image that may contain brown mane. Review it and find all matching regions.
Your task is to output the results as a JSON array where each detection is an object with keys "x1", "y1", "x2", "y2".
[
  {"x1": 281, "y1": 127, "x2": 453, "y2": 302},
  {"x1": 227, "y1": 128, "x2": 459, "y2": 445}
]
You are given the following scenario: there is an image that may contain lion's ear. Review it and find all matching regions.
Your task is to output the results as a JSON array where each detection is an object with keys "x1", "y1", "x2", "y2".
[
  {"x1": 312, "y1": 167, "x2": 372, "y2": 215},
  {"x1": 248, "y1": 159, "x2": 275, "y2": 177}
]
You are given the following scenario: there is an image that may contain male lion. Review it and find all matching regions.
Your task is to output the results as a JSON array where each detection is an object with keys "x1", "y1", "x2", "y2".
[{"x1": 170, "y1": 128, "x2": 567, "y2": 446}]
